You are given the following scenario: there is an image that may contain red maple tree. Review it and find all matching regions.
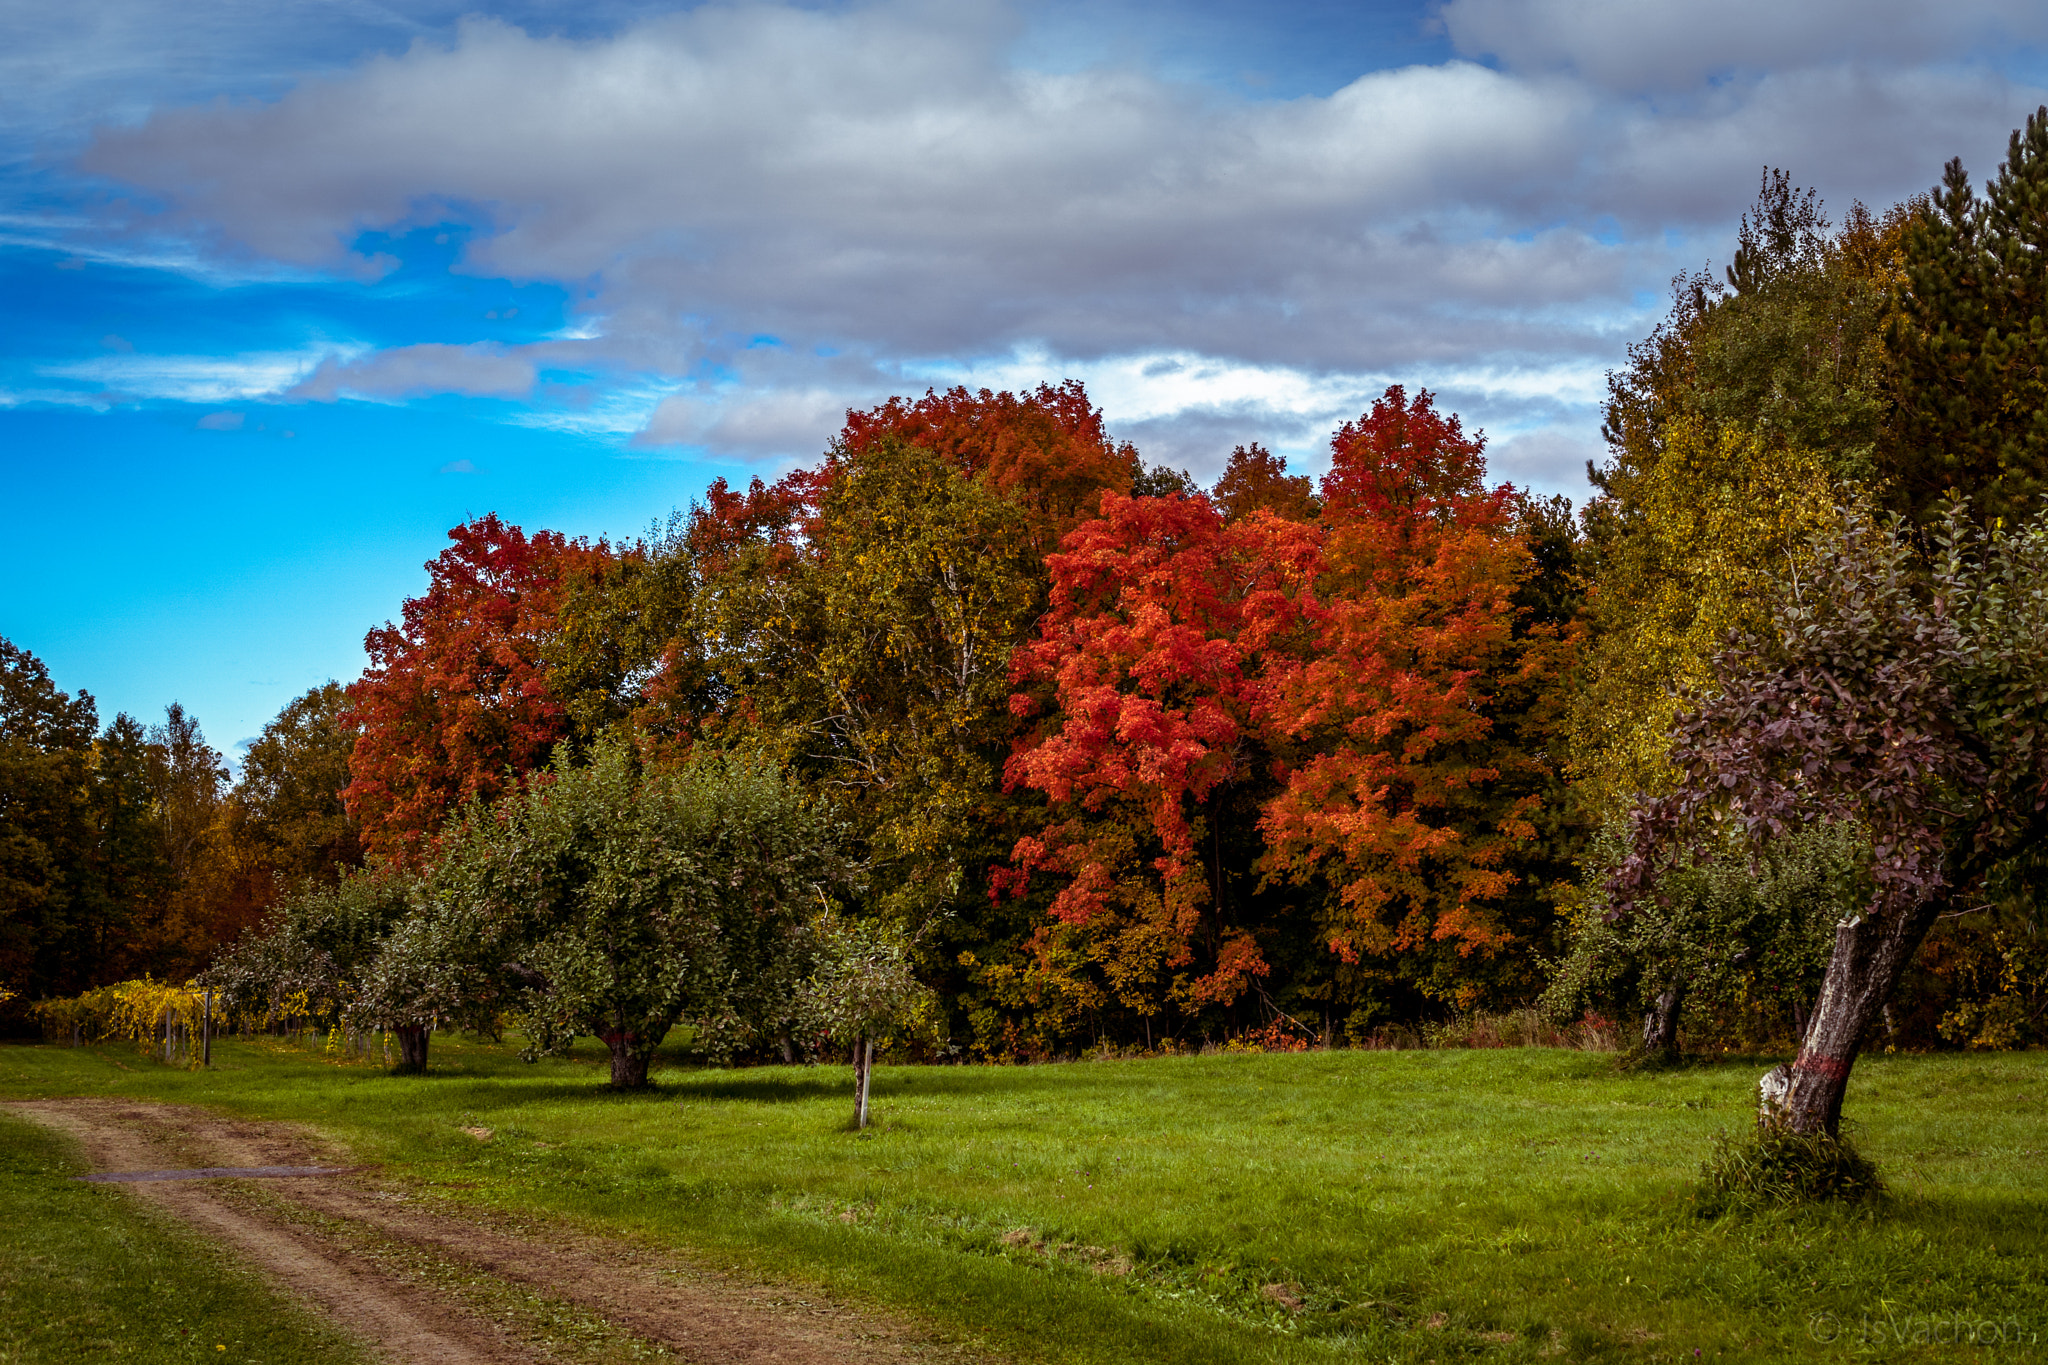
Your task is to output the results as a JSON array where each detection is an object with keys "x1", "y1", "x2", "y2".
[
  {"x1": 840, "y1": 381, "x2": 1136, "y2": 548},
  {"x1": 343, "y1": 514, "x2": 623, "y2": 863},
  {"x1": 1004, "y1": 387, "x2": 1568, "y2": 1012}
]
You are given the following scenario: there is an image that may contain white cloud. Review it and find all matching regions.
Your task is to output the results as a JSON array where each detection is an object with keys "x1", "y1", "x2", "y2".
[
  {"x1": 58, "y1": 0, "x2": 2048, "y2": 483},
  {"x1": 38, "y1": 347, "x2": 339, "y2": 404},
  {"x1": 195, "y1": 409, "x2": 244, "y2": 430}
]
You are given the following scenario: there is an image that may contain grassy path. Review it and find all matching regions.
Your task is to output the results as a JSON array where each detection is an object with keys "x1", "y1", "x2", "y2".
[{"x1": 2, "y1": 1038, "x2": 2043, "y2": 1363}]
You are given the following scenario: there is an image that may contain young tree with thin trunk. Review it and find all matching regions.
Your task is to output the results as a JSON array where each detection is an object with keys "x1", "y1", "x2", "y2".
[
  {"x1": 1613, "y1": 500, "x2": 2048, "y2": 1135},
  {"x1": 797, "y1": 916, "x2": 940, "y2": 1130}
]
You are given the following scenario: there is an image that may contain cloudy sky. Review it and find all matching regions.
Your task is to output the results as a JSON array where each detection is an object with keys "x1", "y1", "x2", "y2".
[{"x1": 4, "y1": 0, "x2": 2045, "y2": 755}]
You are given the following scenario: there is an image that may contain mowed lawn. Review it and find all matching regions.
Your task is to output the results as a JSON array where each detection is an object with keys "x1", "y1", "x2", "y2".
[{"x1": 2, "y1": 1038, "x2": 2043, "y2": 1364}]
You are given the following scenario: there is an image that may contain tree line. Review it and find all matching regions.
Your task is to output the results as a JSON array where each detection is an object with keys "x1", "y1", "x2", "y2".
[{"x1": 5, "y1": 112, "x2": 2046, "y2": 1115}]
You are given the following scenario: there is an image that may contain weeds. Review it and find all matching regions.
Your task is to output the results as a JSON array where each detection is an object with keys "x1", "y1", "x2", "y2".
[{"x1": 1698, "y1": 1122, "x2": 1888, "y2": 1213}]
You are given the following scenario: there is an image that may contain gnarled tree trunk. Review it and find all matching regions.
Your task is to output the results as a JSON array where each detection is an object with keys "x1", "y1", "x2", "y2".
[
  {"x1": 1759, "y1": 900, "x2": 1941, "y2": 1135},
  {"x1": 604, "y1": 1030, "x2": 652, "y2": 1088},
  {"x1": 1641, "y1": 982, "x2": 1685, "y2": 1059},
  {"x1": 393, "y1": 1024, "x2": 430, "y2": 1073}
]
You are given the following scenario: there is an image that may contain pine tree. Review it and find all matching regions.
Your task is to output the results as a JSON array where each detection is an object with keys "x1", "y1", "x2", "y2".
[{"x1": 1885, "y1": 106, "x2": 2048, "y2": 524}]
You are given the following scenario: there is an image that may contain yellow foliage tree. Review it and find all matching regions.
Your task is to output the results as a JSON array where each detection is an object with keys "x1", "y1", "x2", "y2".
[{"x1": 1570, "y1": 418, "x2": 1841, "y2": 817}]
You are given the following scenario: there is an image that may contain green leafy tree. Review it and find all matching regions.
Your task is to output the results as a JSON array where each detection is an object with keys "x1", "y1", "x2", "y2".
[
  {"x1": 1545, "y1": 821, "x2": 1868, "y2": 1057},
  {"x1": 236, "y1": 683, "x2": 362, "y2": 884},
  {"x1": 201, "y1": 867, "x2": 414, "y2": 1040},
  {"x1": 1576, "y1": 173, "x2": 1902, "y2": 825},
  {"x1": 797, "y1": 915, "x2": 943, "y2": 1128},
  {"x1": 88, "y1": 713, "x2": 172, "y2": 982},
  {"x1": 353, "y1": 893, "x2": 508, "y2": 1071},
  {"x1": 434, "y1": 739, "x2": 842, "y2": 1087},
  {"x1": 0, "y1": 638, "x2": 100, "y2": 1003}
]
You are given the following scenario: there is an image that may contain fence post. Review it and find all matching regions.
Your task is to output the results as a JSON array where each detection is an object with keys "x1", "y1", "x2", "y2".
[{"x1": 202, "y1": 990, "x2": 212, "y2": 1068}]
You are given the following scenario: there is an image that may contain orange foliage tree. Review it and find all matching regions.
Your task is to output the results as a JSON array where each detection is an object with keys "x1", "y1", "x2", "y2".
[
  {"x1": 1004, "y1": 388, "x2": 1574, "y2": 1037},
  {"x1": 343, "y1": 514, "x2": 626, "y2": 863},
  {"x1": 838, "y1": 381, "x2": 1136, "y2": 550}
]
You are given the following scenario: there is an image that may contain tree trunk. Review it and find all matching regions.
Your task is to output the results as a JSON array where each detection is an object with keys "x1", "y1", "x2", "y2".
[
  {"x1": 853, "y1": 1035, "x2": 873, "y2": 1130},
  {"x1": 201, "y1": 990, "x2": 211, "y2": 1068},
  {"x1": 1759, "y1": 902, "x2": 1941, "y2": 1136},
  {"x1": 393, "y1": 1024, "x2": 430, "y2": 1073},
  {"x1": 604, "y1": 1030, "x2": 652, "y2": 1088},
  {"x1": 1641, "y1": 982, "x2": 1685, "y2": 1059}
]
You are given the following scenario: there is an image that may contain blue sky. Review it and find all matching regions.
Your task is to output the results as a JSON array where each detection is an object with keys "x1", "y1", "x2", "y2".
[{"x1": 4, "y1": 0, "x2": 2046, "y2": 757}]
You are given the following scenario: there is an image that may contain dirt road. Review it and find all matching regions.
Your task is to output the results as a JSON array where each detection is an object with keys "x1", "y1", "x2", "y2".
[{"x1": 7, "y1": 1098, "x2": 972, "y2": 1365}]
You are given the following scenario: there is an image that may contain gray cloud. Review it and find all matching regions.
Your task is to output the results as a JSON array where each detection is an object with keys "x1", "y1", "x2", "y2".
[
  {"x1": 291, "y1": 342, "x2": 537, "y2": 401},
  {"x1": 66, "y1": 1, "x2": 2048, "y2": 481},
  {"x1": 633, "y1": 386, "x2": 858, "y2": 458},
  {"x1": 1440, "y1": 0, "x2": 2048, "y2": 92},
  {"x1": 1484, "y1": 424, "x2": 1607, "y2": 499}
]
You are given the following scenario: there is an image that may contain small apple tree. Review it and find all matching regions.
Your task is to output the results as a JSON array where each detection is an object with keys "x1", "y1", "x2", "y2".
[{"x1": 797, "y1": 916, "x2": 942, "y2": 1129}]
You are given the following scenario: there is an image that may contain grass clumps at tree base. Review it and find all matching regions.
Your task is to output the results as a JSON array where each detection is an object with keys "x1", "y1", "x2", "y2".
[{"x1": 1697, "y1": 1121, "x2": 1887, "y2": 1214}]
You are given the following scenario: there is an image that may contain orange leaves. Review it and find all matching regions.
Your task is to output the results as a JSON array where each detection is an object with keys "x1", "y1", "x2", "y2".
[
  {"x1": 342, "y1": 514, "x2": 627, "y2": 864},
  {"x1": 1004, "y1": 387, "x2": 1567, "y2": 1004},
  {"x1": 840, "y1": 381, "x2": 1135, "y2": 550}
]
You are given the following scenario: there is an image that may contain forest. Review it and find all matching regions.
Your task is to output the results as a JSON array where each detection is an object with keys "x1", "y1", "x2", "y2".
[{"x1": 6, "y1": 117, "x2": 2048, "y2": 1119}]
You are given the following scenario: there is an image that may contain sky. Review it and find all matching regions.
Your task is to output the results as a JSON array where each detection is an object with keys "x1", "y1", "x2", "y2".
[{"x1": 4, "y1": 0, "x2": 2046, "y2": 760}]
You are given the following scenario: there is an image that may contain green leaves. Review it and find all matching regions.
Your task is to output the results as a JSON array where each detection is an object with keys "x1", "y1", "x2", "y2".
[
  {"x1": 426, "y1": 739, "x2": 843, "y2": 1082},
  {"x1": 795, "y1": 914, "x2": 943, "y2": 1053}
]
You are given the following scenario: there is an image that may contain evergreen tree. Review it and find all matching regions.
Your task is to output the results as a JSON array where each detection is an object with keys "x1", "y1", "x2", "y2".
[
  {"x1": 0, "y1": 639, "x2": 98, "y2": 1002},
  {"x1": 1885, "y1": 106, "x2": 2048, "y2": 525}
]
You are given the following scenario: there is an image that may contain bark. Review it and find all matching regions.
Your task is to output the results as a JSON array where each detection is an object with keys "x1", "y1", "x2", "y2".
[
  {"x1": 393, "y1": 1024, "x2": 431, "y2": 1073},
  {"x1": 1759, "y1": 900, "x2": 1942, "y2": 1136},
  {"x1": 853, "y1": 1036, "x2": 873, "y2": 1130},
  {"x1": 1640, "y1": 982, "x2": 1685, "y2": 1059},
  {"x1": 604, "y1": 1030, "x2": 652, "y2": 1089}
]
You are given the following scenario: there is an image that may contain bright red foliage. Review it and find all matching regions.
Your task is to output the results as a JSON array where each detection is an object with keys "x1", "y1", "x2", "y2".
[
  {"x1": 1005, "y1": 388, "x2": 1562, "y2": 1009},
  {"x1": 343, "y1": 514, "x2": 622, "y2": 863}
]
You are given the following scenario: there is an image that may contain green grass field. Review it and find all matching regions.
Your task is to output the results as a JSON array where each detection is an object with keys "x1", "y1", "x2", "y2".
[{"x1": 2, "y1": 1036, "x2": 2042, "y2": 1363}]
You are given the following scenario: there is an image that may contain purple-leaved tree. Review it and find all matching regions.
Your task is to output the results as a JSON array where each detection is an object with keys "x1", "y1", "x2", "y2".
[{"x1": 1613, "y1": 500, "x2": 2048, "y2": 1135}]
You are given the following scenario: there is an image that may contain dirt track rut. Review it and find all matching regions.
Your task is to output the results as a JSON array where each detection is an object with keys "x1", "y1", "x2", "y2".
[{"x1": 7, "y1": 1099, "x2": 967, "y2": 1365}]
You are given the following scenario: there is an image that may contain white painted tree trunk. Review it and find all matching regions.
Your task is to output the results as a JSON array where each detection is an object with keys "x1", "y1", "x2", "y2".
[{"x1": 854, "y1": 1036, "x2": 873, "y2": 1130}]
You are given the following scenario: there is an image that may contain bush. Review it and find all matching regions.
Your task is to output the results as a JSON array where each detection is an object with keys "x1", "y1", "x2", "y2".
[{"x1": 1697, "y1": 1123, "x2": 1886, "y2": 1213}]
